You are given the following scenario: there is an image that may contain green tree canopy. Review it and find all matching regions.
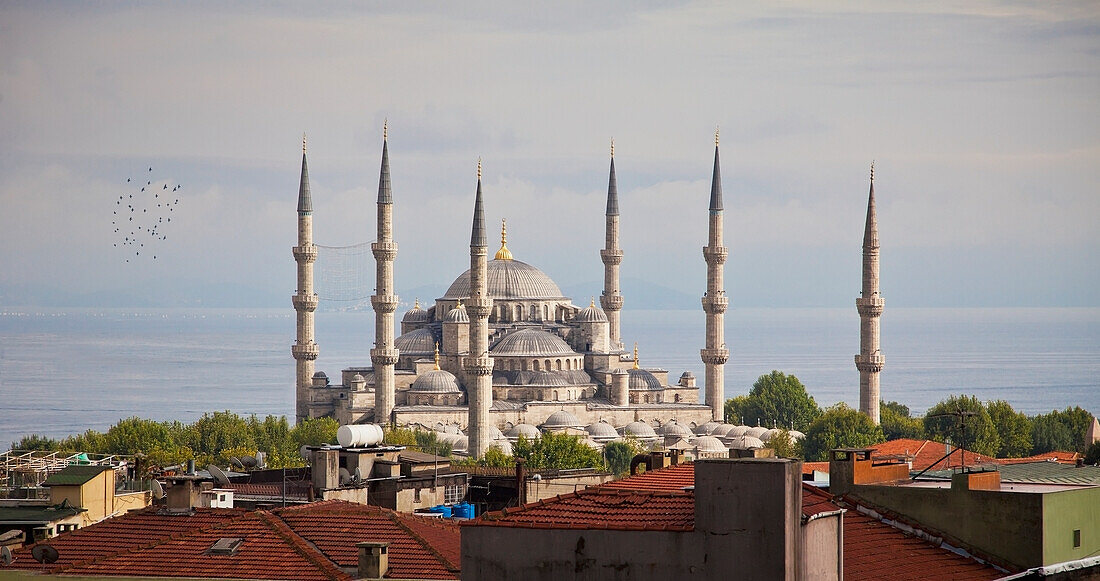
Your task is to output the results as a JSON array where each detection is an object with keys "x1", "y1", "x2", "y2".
[
  {"x1": 513, "y1": 432, "x2": 605, "y2": 470},
  {"x1": 802, "y1": 403, "x2": 885, "y2": 462},
  {"x1": 985, "y1": 400, "x2": 1033, "y2": 458},
  {"x1": 1031, "y1": 407, "x2": 1095, "y2": 454},
  {"x1": 879, "y1": 401, "x2": 925, "y2": 441},
  {"x1": 923, "y1": 395, "x2": 1000, "y2": 457},
  {"x1": 724, "y1": 371, "x2": 822, "y2": 431},
  {"x1": 603, "y1": 437, "x2": 648, "y2": 476},
  {"x1": 763, "y1": 429, "x2": 802, "y2": 459}
]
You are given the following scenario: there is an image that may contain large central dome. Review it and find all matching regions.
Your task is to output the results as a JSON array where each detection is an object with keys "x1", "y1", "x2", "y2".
[{"x1": 443, "y1": 259, "x2": 567, "y2": 301}]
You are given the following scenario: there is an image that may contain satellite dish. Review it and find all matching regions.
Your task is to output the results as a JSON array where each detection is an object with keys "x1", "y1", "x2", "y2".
[
  {"x1": 149, "y1": 479, "x2": 165, "y2": 499},
  {"x1": 354, "y1": 467, "x2": 362, "y2": 482},
  {"x1": 241, "y1": 456, "x2": 257, "y2": 468},
  {"x1": 230, "y1": 457, "x2": 245, "y2": 470},
  {"x1": 207, "y1": 465, "x2": 230, "y2": 486},
  {"x1": 255, "y1": 452, "x2": 267, "y2": 469},
  {"x1": 299, "y1": 445, "x2": 310, "y2": 460},
  {"x1": 1, "y1": 546, "x2": 12, "y2": 566},
  {"x1": 32, "y1": 544, "x2": 59, "y2": 564},
  {"x1": 339, "y1": 467, "x2": 351, "y2": 485}
]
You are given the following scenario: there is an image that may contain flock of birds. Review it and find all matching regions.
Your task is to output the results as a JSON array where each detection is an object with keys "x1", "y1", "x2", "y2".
[{"x1": 113, "y1": 166, "x2": 183, "y2": 263}]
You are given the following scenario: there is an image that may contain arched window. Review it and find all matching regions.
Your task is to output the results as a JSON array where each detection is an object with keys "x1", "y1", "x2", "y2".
[
  {"x1": 515, "y1": 304, "x2": 522, "y2": 320},
  {"x1": 545, "y1": 359, "x2": 551, "y2": 371},
  {"x1": 555, "y1": 359, "x2": 562, "y2": 370},
  {"x1": 543, "y1": 304, "x2": 549, "y2": 320},
  {"x1": 675, "y1": 394, "x2": 682, "y2": 403},
  {"x1": 553, "y1": 390, "x2": 559, "y2": 401},
  {"x1": 533, "y1": 359, "x2": 540, "y2": 371}
]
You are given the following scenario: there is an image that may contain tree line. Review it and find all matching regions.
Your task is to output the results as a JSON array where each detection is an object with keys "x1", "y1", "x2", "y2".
[{"x1": 725, "y1": 370, "x2": 1099, "y2": 462}]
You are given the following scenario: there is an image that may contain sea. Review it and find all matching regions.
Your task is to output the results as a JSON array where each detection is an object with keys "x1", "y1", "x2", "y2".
[{"x1": 0, "y1": 307, "x2": 1097, "y2": 449}]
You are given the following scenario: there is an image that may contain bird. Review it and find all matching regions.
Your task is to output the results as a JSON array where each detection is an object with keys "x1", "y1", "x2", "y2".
[
  {"x1": 146, "y1": 181, "x2": 150, "y2": 185},
  {"x1": 163, "y1": 184, "x2": 167, "y2": 190},
  {"x1": 148, "y1": 167, "x2": 152, "y2": 172},
  {"x1": 127, "y1": 178, "x2": 131, "y2": 182},
  {"x1": 141, "y1": 187, "x2": 145, "y2": 192}
]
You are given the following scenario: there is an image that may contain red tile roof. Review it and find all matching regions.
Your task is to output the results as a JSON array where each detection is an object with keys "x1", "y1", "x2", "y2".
[
  {"x1": 871, "y1": 439, "x2": 993, "y2": 472},
  {"x1": 509, "y1": 463, "x2": 1003, "y2": 580},
  {"x1": 473, "y1": 488, "x2": 695, "y2": 531},
  {"x1": 8, "y1": 501, "x2": 460, "y2": 580}
]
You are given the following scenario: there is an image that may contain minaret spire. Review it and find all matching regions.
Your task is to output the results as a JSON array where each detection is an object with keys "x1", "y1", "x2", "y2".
[
  {"x1": 465, "y1": 159, "x2": 494, "y2": 458},
  {"x1": 371, "y1": 124, "x2": 400, "y2": 425},
  {"x1": 600, "y1": 137, "x2": 625, "y2": 351},
  {"x1": 292, "y1": 136, "x2": 320, "y2": 423},
  {"x1": 701, "y1": 132, "x2": 730, "y2": 422},
  {"x1": 856, "y1": 162, "x2": 884, "y2": 424}
]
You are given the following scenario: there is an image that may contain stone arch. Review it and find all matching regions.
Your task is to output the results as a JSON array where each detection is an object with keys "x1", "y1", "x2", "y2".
[
  {"x1": 533, "y1": 359, "x2": 541, "y2": 371},
  {"x1": 545, "y1": 359, "x2": 552, "y2": 371},
  {"x1": 555, "y1": 359, "x2": 562, "y2": 370}
]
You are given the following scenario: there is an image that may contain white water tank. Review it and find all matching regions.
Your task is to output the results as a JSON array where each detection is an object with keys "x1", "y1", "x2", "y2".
[{"x1": 337, "y1": 424, "x2": 384, "y2": 448}]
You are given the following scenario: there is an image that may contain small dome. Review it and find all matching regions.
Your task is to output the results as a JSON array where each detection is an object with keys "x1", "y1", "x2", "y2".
[
  {"x1": 395, "y1": 328, "x2": 436, "y2": 355},
  {"x1": 694, "y1": 436, "x2": 727, "y2": 453},
  {"x1": 313, "y1": 371, "x2": 328, "y2": 379},
  {"x1": 487, "y1": 425, "x2": 505, "y2": 441},
  {"x1": 586, "y1": 421, "x2": 619, "y2": 440},
  {"x1": 627, "y1": 368, "x2": 662, "y2": 391},
  {"x1": 492, "y1": 329, "x2": 575, "y2": 356},
  {"x1": 694, "y1": 421, "x2": 721, "y2": 436},
  {"x1": 409, "y1": 369, "x2": 461, "y2": 393},
  {"x1": 623, "y1": 421, "x2": 658, "y2": 439},
  {"x1": 679, "y1": 371, "x2": 695, "y2": 379},
  {"x1": 788, "y1": 430, "x2": 806, "y2": 441},
  {"x1": 575, "y1": 302, "x2": 608, "y2": 323},
  {"x1": 730, "y1": 435, "x2": 765, "y2": 450},
  {"x1": 658, "y1": 421, "x2": 693, "y2": 438},
  {"x1": 580, "y1": 438, "x2": 603, "y2": 450},
  {"x1": 541, "y1": 410, "x2": 583, "y2": 429},
  {"x1": 725, "y1": 425, "x2": 750, "y2": 438},
  {"x1": 760, "y1": 428, "x2": 781, "y2": 442},
  {"x1": 444, "y1": 304, "x2": 469, "y2": 323},
  {"x1": 489, "y1": 439, "x2": 513, "y2": 455},
  {"x1": 351, "y1": 373, "x2": 365, "y2": 383},
  {"x1": 709, "y1": 423, "x2": 738, "y2": 437},
  {"x1": 505, "y1": 423, "x2": 542, "y2": 440},
  {"x1": 744, "y1": 426, "x2": 769, "y2": 439},
  {"x1": 402, "y1": 301, "x2": 430, "y2": 324},
  {"x1": 523, "y1": 371, "x2": 570, "y2": 386}
]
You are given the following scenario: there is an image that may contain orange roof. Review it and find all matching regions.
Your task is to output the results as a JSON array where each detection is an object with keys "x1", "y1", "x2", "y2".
[
  {"x1": 9, "y1": 500, "x2": 460, "y2": 580},
  {"x1": 514, "y1": 463, "x2": 1003, "y2": 580},
  {"x1": 871, "y1": 439, "x2": 993, "y2": 472}
]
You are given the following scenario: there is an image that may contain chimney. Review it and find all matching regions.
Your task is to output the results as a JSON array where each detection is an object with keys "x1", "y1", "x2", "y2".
[
  {"x1": 166, "y1": 478, "x2": 199, "y2": 511},
  {"x1": 357, "y1": 541, "x2": 389, "y2": 579},
  {"x1": 312, "y1": 449, "x2": 340, "y2": 492},
  {"x1": 515, "y1": 458, "x2": 527, "y2": 505}
]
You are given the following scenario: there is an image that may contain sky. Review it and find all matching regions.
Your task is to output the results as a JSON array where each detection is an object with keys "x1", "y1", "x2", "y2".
[{"x1": 1, "y1": 1, "x2": 1098, "y2": 309}]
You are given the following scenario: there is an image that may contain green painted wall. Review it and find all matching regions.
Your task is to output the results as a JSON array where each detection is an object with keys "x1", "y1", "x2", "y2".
[{"x1": 1042, "y1": 486, "x2": 1100, "y2": 566}]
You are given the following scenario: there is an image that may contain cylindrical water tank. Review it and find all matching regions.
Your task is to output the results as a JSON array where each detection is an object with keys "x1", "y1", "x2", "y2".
[{"x1": 337, "y1": 424, "x2": 384, "y2": 448}]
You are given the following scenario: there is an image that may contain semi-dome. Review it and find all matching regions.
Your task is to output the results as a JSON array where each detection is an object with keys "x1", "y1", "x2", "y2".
[
  {"x1": 523, "y1": 371, "x2": 570, "y2": 386},
  {"x1": 395, "y1": 327, "x2": 435, "y2": 355},
  {"x1": 443, "y1": 259, "x2": 567, "y2": 301},
  {"x1": 586, "y1": 421, "x2": 619, "y2": 440},
  {"x1": 627, "y1": 368, "x2": 662, "y2": 391},
  {"x1": 658, "y1": 421, "x2": 693, "y2": 438},
  {"x1": 694, "y1": 435, "x2": 727, "y2": 453},
  {"x1": 492, "y1": 328, "x2": 574, "y2": 356},
  {"x1": 541, "y1": 410, "x2": 583, "y2": 429},
  {"x1": 402, "y1": 301, "x2": 430, "y2": 324},
  {"x1": 505, "y1": 423, "x2": 542, "y2": 440},
  {"x1": 575, "y1": 301, "x2": 608, "y2": 323},
  {"x1": 623, "y1": 421, "x2": 658, "y2": 439},
  {"x1": 444, "y1": 304, "x2": 469, "y2": 323},
  {"x1": 409, "y1": 369, "x2": 461, "y2": 393}
]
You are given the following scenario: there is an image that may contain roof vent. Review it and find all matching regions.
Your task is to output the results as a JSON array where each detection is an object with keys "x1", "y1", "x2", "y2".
[{"x1": 208, "y1": 537, "x2": 244, "y2": 556}]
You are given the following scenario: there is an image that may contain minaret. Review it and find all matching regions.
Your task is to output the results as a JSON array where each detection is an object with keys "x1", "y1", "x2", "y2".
[
  {"x1": 464, "y1": 159, "x2": 494, "y2": 458},
  {"x1": 371, "y1": 122, "x2": 400, "y2": 425},
  {"x1": 292, "y1": 134, "x2": 319, "y2": 423},
  {"x1": 855, "y1": 163, "x2": 885, "y2": 424},
  {"x1": 600, "y1": 138, "x2": 624, "y2": 351},
  {"x1": 700, "y1": 129, "x2": 730, "y2": 422}
]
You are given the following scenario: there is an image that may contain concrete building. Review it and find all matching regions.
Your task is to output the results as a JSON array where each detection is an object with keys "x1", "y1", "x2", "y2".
[{"x1": 855, "y1": 163, "x2": 885, "y2": 424}]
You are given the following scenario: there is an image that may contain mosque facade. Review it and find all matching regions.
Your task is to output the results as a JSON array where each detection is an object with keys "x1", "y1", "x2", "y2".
[{"x1": 292, "y1": 128, "x2": 883, "y2": 457}]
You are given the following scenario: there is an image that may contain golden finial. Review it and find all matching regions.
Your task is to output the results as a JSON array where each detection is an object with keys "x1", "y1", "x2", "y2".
[
  {"x1": 633, "y1": 343, "x2": 640, "y2": 370},
  {"x1": 495, "y1": 218, "x2": 513, "y2": 260},
  {"x1": 870, "y1": 160, "x2": 875, "y2": 182},
  {"x1": 383, "y1": 118, "x2": 388, "y2": 141},
  {"x1": 477, "y1": 157, "x2": 482, "y2": 180},
  {"x1": 302, "y1": 133, "x2": 307, "y2": 154},
  {"x1": 457, "y1": 299, "x2": 464, "y2": 309},
  {"x1": 590, "y1": 297, "x2": 596, "y2": 308},
  {"x1": 610, "y1": 138, "x2": 615, "y2": 158},
  {"x1": 715, "y1": 126, "x2": 720, "y2": 147},
  {"x1": 414, "y1": 298, "x2": 420, "y2": 309},
  {"x1": 434, "y1": 342, "x2": 441, "y2": 370}
]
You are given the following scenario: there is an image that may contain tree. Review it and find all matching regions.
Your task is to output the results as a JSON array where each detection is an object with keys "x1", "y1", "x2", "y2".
[
  {"x1": 11, "y1": 434, "x2": 58, "y2": 451},
  {"x1": 513, "y1": 432, "x2": 605, "y2": 470},
  {"x1": 604, "y1": 437, "x2": 648, "y2": 476},
  {"x1": 764, "y1": 429, "x2": 802, "y2": 459},
  {"x1": 1085, "y1": 441, "x2": 1100, "y2": 466},
  {"x1": 802, "y1": 403, "x2": 885, "y2": 462},
  {"x1": 1030, "y1": 407, "x2": 1095, "y2": 454},
  {"x1": 723, "y1": 395, "x2": 751, "y2": 425},
  {"x1": 414, "y1": 430, "x2": 453, "y2": 458},
  {"x1": 727, "y1": 371, "x2": 822, "y2": 431},
  {"x1": 985, "y1": 400, "x2": 1032, "y2": 458},
  {"x1": 291, "y1": 417, "x2": 339, "y2": 448},
  {"x1": 879, "y1": 401, "x2": 924, "y2": 441},
  {"x1": 923, "y1": 395, "x2": 1000, "y2": 457}
]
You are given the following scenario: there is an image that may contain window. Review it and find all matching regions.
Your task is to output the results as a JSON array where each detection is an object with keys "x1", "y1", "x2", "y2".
[
  {"x1": 414, "y1": 488, "x2": 422, "y2": 502},
  {"x1": 1074, "y1": 529, "x2": 1081, "y2": 548},
  {"x1": 445, "y1": 484, "x2": 465, "y2": 504}
]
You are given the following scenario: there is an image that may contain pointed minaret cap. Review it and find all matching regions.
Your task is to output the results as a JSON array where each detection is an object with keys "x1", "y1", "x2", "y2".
[
  {"x1": 606, "y1": 138, "x2": 619, "y2": 216},
  {"x1": 633, "y1": 343, "x2": 640, "y2": 370},
  {"x1": 433, "y1": 343, "x2": 441, "y2": 370},
  {"x1": 297, "y1": 133, "x2": 312, "y2": 214},
  {"x1": 863, "y1": 161, "x2": 878, "y2": 249},
  {"x1": 377, "y1": 121, "x2": 392, "y2": 205},
  {"x1": 495, "y1": 219, "x2": 513, "y2": 260},
  {"x1": 709, "y1": 127, "x2": 723, "y2": 212},
  {"x1": 471, "y1": 159, "x2": 487, "y2": 248}
]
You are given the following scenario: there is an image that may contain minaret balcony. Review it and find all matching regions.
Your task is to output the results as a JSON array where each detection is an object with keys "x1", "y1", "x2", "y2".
[
  {"x1": 702, "y1": 246, "x2": 728, "y2": 264},
  {"x1": 856, "y1": 296, "x2": 885, "y2": 316},
  {"x1": 463, "y1": 356, "x2": 495, "y2": 376},
  {"x1": 292, "y1": 342, "x2": 319, "y2": 361},
  {"x1": 371, "y1": 294, "x2": 400, "y2": 313},
  {"x1": 600, "y1": 249, "x2": 623, "y2": 265},
  {"x1": 700, "y1": 347, "x2": 730, "y2": 365},
  {"x1": 600, "y1": 294, "x2": 623, "y2": 311},
  {"x1": 371, "y1": 241, "x2": 398, "y2": 261},
  {"x1": 854, "y1": 353, "x2": 885, "y2": 372},
  {"x1": 466, "y1": 296, "x2": 494, "y2": 318},
  {"x1": 293, "y1": 245, "x2": 318, "y2": 262},
  {"x1": 293, "y1": 293, "x2": 319, "y2": 312},
  {"x1": 370, "y1": 348, "x2": 400, "y2": 366},
  {"x1": 701, "y1": 294, "x2": 729, "y2": 313}
]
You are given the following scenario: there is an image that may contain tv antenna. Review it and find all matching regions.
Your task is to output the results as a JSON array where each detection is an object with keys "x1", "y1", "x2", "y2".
[{"x1": 913, "y1": 407, "x2": 979, "y2": 480}]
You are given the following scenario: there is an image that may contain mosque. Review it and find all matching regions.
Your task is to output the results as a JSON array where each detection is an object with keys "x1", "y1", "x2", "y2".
[{"x1": 291, "y1": 128, "x2": 884, "y2": 459}]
